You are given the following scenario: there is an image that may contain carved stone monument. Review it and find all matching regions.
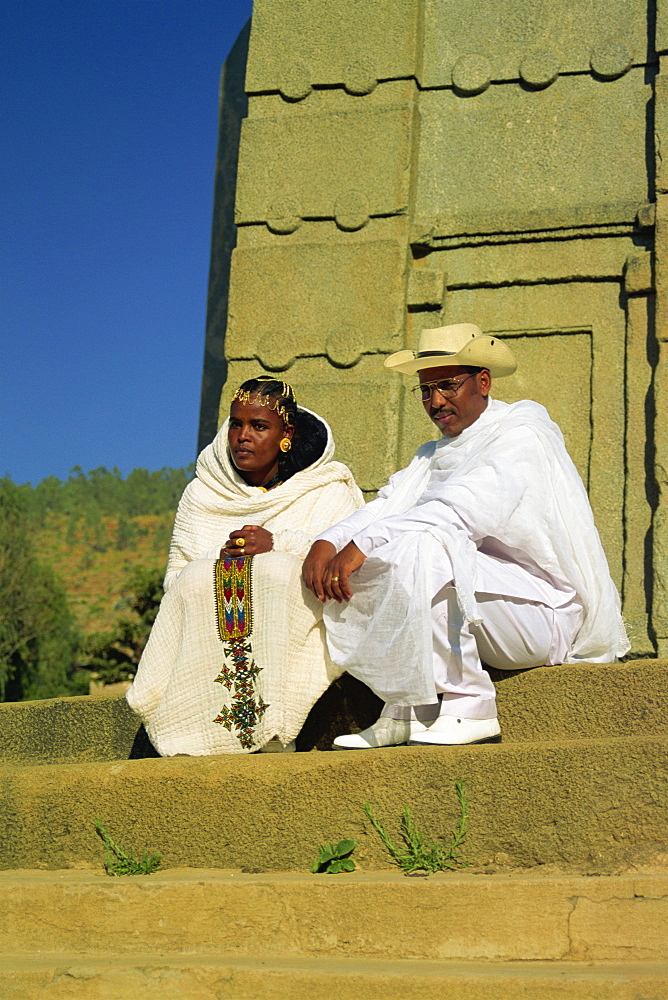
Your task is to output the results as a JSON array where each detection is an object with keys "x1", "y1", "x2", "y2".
[{"x1": 202, "y1": 0, "x2": 665, "y2": 656}]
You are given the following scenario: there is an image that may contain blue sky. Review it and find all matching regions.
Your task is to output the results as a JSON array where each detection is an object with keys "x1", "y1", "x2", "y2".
[{"x1": 1, "y1": 0, "x2": 252, "y2": 486}]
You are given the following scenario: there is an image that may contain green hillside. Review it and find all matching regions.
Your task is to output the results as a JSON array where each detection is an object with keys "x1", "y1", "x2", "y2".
[
  {"x1": 33, "y1": 512, "x2": 173, "y2": 635},
  {"x1": 1, "y1": 466, "x2": 193, "y2": 700}
]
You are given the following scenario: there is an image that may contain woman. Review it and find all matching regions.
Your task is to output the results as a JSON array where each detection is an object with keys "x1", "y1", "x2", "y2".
[{"x1": 126, "y1": 376, "x2": 363, "y2": 755}]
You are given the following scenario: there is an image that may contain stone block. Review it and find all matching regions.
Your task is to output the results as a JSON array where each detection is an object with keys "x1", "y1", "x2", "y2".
[
  {"x1": 235, "y1": 104, "x2": 415, "y2": 227},
  {"x1": 245, "y1": 80, "x2": 417, "y2": 121},
  {"x1": 652, "y1": 338, "x2": 668, "y2": 643},
  {"x1": 420, "y1": 0, "x2": 648, "y2": 88},
  {"x1": 657, "y1": 69, "x2": 668, "y2": 196},
  {"x1": 415, "y1": 71, "x2": 650, "y2": 238},
  {"x1": 655, "y1": 194, "x2": 668, "y2": 342},
  {"x1": 246, "y1": 0, "x2": 419, "y2": 96},
  {"x1": 3, "y1": 869, "x2": 667, "y2": 963},
  {"x1": 0, "y1": 695, "x2": 151, "y2": 766},
  {"x1": 406, "y1": 267, "x2": 447, "y2": 309},
  {"x1": 226, "y1": 241, "x2": 409, "y2": 366},
  {"x1": 623, "y1": 295, "x2": 655, "y2": 653},
  {"x1": 444, "y1": 238, "x2": 635, "y2": 289},
  {"x1": 658, "y1": 0, "x2": 668, "y2": 54},
  {"x1": 0, "y1": 735, "x2": 666, "y2": 871},
  {"x1": 1, "y1": 956, "x2": 667, "y2": 1000},
  {"x1": 624, "y1": 251, "x2": 654, "y2": 295}
]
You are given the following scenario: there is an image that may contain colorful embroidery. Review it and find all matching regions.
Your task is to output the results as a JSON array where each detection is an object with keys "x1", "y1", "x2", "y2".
[
  {"x1": 215, "y1": 555, "x2": 253, "y2": 641},
  {"x1": 213, "y1": 557, "x2": 268, "y2": 748}
]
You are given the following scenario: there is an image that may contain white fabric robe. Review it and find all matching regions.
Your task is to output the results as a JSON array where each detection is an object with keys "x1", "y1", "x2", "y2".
[
  {"x1": 126, "y1": 409, "x2": 363, "y2": 755},
  {"x1": 321, "y1": 398, "x2": 629, "y2": 706}
]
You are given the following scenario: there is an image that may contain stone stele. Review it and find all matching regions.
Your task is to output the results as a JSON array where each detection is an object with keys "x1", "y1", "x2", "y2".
[{"x1": 199, "y1": 0, "x2": 667, "y2": 657}]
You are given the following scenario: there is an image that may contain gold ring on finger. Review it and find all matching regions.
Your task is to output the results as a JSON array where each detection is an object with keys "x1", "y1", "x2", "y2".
[
  {"x1": 331, "y1": 576, "x2": 339, "y2": 582},
  {"x1": 235, "y1": 537, "x2": 245, "y2": 547}
]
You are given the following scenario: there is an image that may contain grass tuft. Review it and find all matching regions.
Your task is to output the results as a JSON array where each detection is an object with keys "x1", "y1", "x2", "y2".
[
  {"x1": 363, "y1": 779, "x2": 469, "y2": 875},
  {"x1": 95, "y1": 820, "x2": 162, "y2": 876}
]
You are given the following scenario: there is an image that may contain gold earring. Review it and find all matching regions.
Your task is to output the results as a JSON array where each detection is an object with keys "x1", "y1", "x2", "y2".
[{"x1": 279, "y1": 437, "x2": 292, "y2": 453}]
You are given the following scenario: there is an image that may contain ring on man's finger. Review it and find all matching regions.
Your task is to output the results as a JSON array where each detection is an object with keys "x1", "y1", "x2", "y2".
[
  {"x1": 331, "y1": 576, "x2": 339, "y2": 582},
  {"x1": 235, "y1": 537, "x2": 245, "y2": 548}
]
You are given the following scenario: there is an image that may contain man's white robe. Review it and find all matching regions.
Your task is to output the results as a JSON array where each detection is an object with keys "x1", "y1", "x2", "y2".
[{"x1": 319, "y1": 398, "x2": 629, "y2": 710}]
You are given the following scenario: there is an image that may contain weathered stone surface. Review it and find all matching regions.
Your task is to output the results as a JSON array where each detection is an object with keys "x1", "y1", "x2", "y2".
[
  {"x1": 2, "y1": 869, "x2": 667, "y2": 962},
  {"x1": 2, "y1": 956, "x2": 666, "y2": 1000},
  {"x1": 0, "y1": 695, "x2": 152, "y2": 767},
  {"x1": 623, "y1": 295, "x2": 655, "y2": 653},
  {"x1": 659, "y1": 0, "x2": 668, "y2": 54},
  {"x1": 235, "y1": 104, "x2": 415, "y2": 226},
  {"x1": 245, "y1": 0, "x2": 419, "y2": 94},
  {"x1": 653, "y1": 195, "x2": 668, "y2": 650},
  {"x1": 420, "y1": 0, "x2": 648, "y2": 87},
  {"x1": 406, "y1": 268, "x2": 447, "y2": 311},
  {"x1": 414, "y1": 72, "x2": 650, "y2": 239},
  {"x1": 624, "y1": 251, "x2": 653, "y2": 295},
  {"x1": 226, "y1": 241, "x2": 409, "y2": 364},
  {"x1": 443, "y1": 238, "x2": 636, "y2": 290},
  {"x1": 0, "y1": 734, "x2": 666, "y2": 871},
  {"x1": 2, "y1": 661, "x2": 667, "y2": 766}
]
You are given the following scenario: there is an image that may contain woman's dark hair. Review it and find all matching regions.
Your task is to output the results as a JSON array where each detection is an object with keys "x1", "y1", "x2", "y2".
[{"x1": 233, "y1": 377, "x2": 327, "y2": 479}]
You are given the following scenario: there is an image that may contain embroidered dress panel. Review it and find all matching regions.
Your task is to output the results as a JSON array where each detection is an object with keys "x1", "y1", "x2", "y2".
[{"x1": 213, "y1": 556, "x2": 268, "y2": 748}]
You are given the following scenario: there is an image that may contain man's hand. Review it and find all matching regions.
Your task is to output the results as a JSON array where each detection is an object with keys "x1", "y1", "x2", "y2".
[
  {"x1": 302, "y1": 540, "x2": 336, "y2": 602},
  {"x1": 221, "y1": 525, "x2": 273, "y2": 558},
  {"x1": 324, "y1": 541, "x2": 366, "y2": 602},
  {"x1": 324, "y1": 541, "x2": 367, "y2": 603}
]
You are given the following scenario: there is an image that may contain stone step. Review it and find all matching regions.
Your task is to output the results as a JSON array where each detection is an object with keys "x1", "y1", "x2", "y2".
[
  {"x1": 1, "y1": 869, "x2": 666, "y2": 963},
  {"x1": 1, "y1": 734, "x2": 666, "y2": 871},
  {"x1": 1, "y1": 870, "x2": 666, "y2": 999},
  {"x1": 1, "y1": 955, "x2": 666, "y2": 1000},
  {"x1": 1, "y1": 659, "x2": 666, "y2": 766}
]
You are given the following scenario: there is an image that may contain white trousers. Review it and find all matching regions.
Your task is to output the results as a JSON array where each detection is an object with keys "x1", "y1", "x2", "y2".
[{"x1": 383, "y1": 556, "x2": 583, "y2": 722}]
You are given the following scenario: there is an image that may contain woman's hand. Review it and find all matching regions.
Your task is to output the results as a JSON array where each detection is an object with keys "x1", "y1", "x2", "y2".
[{"x1": 220, "y1": 524, "x2": 273, "y2": 558}]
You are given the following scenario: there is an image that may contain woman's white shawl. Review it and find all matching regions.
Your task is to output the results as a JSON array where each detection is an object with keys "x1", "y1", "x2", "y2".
[
  {"x1": 126, "y1": 409, "x2": 363, "y2": 755},
  {"x1": 324, "y1": 398, "x2": 629, "y2": 706}
]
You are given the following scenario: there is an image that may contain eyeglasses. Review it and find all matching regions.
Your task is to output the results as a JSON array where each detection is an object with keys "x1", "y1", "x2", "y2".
[{"x1": 411, "y1": 373, "x2": 477, "y2": 401}]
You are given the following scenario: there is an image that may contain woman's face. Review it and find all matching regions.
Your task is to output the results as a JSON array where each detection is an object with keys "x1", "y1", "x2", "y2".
[{"x1": 228, "y1": 397, "x2": 294, "y2": 486}]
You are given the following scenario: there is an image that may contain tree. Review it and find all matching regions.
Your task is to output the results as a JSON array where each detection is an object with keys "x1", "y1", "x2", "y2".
[
  {"x1": 0, "y1": 479, "x2": 82, "y2": 701},
  {"x1": 79, "y1": 566, "x2": 164, "y2": 684}
]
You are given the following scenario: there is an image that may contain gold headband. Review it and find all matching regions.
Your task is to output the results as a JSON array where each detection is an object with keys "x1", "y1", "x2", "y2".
[{"x1": 231, "y1": 377, "x2": 296, "y2": 425}]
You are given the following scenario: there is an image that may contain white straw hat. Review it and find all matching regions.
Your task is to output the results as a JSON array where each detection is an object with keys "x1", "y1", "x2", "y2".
[{"x1": 385, "y1": 323, "x2": 517, "y2": 377}]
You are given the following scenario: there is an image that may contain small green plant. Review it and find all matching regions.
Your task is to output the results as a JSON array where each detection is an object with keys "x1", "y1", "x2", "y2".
[
  {"x1": 310, "y1": 838, "x2": 357, "y2": 874},
  {"x1": 363, "y1": 779, "x2": 469, "y2": 875},
  {"x1": 95, "y1": 820, "x2": 162, "y2": 876}
]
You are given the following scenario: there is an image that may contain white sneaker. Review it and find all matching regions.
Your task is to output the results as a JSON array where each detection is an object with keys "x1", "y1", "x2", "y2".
[
  {"x1": 409, "y1": 716, "x2": 501, "y2": 746},
  {"x1": 332, "y1": 717, "x2": 432, "y2": 750}
]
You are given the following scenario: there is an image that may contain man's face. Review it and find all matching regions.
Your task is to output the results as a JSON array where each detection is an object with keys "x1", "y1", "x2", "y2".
[{"x1": 418, "y1": 364, "x2": 491, "y2": 438}]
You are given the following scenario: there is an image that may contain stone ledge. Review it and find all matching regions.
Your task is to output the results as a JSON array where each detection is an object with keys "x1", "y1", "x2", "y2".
[
  {"x1": 0, "y1": 735, "x2": 665, "y2": 871},
  {"x1": 0, "y1": 660, "x2": 666, "y2": 766},
  {"x1": 0, "y1": 955, "x2": 666, "y2": 1000},
  {"x1": 1, "y1": 869, "x2": 667, "y2": 963}
]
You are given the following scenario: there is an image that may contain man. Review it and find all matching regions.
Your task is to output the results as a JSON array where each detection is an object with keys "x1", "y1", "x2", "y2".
[{"x1": 302, "y1": 323, "x2": 629, "y2": 749}]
